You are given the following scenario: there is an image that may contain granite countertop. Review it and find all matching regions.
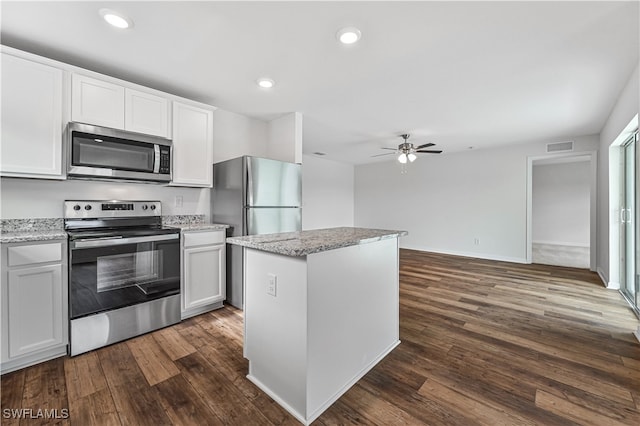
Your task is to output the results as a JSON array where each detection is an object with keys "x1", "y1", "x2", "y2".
[
  {"x1": 1, "y1": 229, "x2": 68, "y2": 244},
  {"x1": 162, "y1": 214, "x2": 230, "y2": 232},
  {"x1": 1, "y1": 218, "x2": 66, "y2": 244},
  {"x1": 169, "y1": 223, "x2": 230, "y2": 232},
  {"x1": 227, "y1": 227, "x2": 407, "y2": 257},
  {"x1": 0, "y1": 215, "x2": 231, "y2": 243}
]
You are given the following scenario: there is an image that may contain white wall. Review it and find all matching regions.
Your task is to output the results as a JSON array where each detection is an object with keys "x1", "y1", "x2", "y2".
[
  {"x1": 212, "y1": 108, "x2": 267, "y2": 164},
  {"x1": 302, "y1": 155, "x2": 354, "y2": 230},
  {"x1": 532, "y1": 161, "x2": 590, "y2": 246},
  {"x1": 598, "y1": 62, "x2": 639, "y2": 284},
  {"x1": 355, "y1": 135, "x2": 599, "y2": 263},
  {"x1": 267, "y1": 112, "x2": 303, "y2": 164},
  {"x1": 0, "y1": 177, "x2": 208, "y2": 219}
]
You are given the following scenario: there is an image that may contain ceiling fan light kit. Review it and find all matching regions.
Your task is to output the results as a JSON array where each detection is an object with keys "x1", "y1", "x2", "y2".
[{"x1": 374, "y1": 133, "x2": 442, "y2": 164}]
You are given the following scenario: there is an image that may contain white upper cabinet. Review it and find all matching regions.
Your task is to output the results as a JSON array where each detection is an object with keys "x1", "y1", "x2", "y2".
[
  {"x1": 125, "y1": 88, "x2": 170, "y2": 137},
  {"x1": 172, "y1": 101, "x2": 214, "y2": 187},
  {"x1": 72, "y1": 74, "x2": 125, "y2": 129},
  {"x1": 1, "y1": 53, "x2": 64, "y2": 179},
  {"x1": 72, "y1": 74, "x2": 170, "y2": 138}
]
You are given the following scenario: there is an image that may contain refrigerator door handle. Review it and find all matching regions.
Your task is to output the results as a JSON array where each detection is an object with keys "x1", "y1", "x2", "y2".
[{"x1": 246, "y1": 158, "x2": 254, "y2": 206}]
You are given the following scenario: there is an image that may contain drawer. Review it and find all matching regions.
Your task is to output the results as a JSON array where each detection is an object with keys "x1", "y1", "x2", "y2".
[
  {"x1": 183, "y1": 230, "x2": 225, "y2": 248},
  {"x1": 8, "y1": 242, "x2": 62, "y2": 267}
]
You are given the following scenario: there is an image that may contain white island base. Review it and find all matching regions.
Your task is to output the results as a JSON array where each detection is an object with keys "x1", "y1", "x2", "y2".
[{"x1": 242, "y1": 237, "x2": 400, "y2": 425}]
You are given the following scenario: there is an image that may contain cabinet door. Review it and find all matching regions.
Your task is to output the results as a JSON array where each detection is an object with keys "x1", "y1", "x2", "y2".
[
  {"x1": 1, "y1": 53, "x2": 64, "y2": 178},
  {"x1": 172, "y1": 101, "x2": 213, "y2": 187},
  {"x1": 72, "y1": 74, "x2": 125, "y2": 129},
  {"x1": 125, "y1": 88, "x2": 170, "y2": 138},
  {"x1": 6, "y1": 264, "x2": 64, "y2": 359},
  {"x1": 183, "y1": 244, "x2": 225, "y2": 310}
]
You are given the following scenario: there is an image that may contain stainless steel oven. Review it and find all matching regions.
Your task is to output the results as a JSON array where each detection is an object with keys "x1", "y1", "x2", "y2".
[{"x1": 65, "y1": 200, "x2": 180, "y2": 356}]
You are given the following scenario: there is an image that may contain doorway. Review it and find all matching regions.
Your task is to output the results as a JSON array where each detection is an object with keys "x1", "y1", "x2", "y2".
[
  {"x1": 532, "y1": 156, "x2": 592, "y2": 268},
  {"x1": 526, "y1": 151, "x2": 598, "y2": 270}
]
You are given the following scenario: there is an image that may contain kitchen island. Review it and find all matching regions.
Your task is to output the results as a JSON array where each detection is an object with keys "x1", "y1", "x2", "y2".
[{"x1": 227, "y1": 227, "x2": 406, "y2": 425}]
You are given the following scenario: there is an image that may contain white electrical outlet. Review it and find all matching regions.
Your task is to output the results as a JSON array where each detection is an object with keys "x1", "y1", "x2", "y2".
[
  {"x1": 267, "y1": 273, "x2": 277, "y2": 297},
  {"x1": 175, "y1": 196, "x2": 183, "y2": 208},
  {"x1": 474, "y1": 238, "x2": 480, "y2": 245}
]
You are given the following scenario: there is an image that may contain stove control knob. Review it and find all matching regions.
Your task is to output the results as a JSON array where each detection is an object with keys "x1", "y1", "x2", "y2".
[
  {"x1": 84, "y1": 205, "x2": 92, "y2": 211},
  {"x1": 73, "y1": 204, "x2": 81, "y2": 211},
  {"x1": 150, "y1": 204, "x2": 156, "y2": 210},
  {"x1": 141, "y1": 204, "x2": 148, "y2": 211}
]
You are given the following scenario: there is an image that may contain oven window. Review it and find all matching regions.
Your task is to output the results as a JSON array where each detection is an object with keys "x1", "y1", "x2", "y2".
[
  {"x1": 72, "y1": 133, "x2": 154, "y2": 172},
  {"x1": 69, "y1": 239, "x2": 179, "y2": 319},
  {"x1": 96, "y1": 247, "x2": 161, "y2": 292}
]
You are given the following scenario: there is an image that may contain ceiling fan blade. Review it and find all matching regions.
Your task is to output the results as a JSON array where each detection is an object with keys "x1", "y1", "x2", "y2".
[
  {"x1": 415, "y1": 143, "x2": 435, "y2": 149},
  {"x1": 380, "y1": 147, "x2": 397, "y2": 150},
  {"x1": 371, "y1": 152, "x2": 396, "y2": 157},
  {"x1": 416, "y1": 150, "x2": 443, "y2": 154}
]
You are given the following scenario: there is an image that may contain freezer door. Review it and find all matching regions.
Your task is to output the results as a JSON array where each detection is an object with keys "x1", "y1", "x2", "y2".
[
  {"x1": 246, "y1": 157, "x2": 301, "y2": 207},
  {"x1": 212, "y1": 157, "x2": 244, "y2": 236},
  {"x1": 246, "y1": 207, "x2": 301, "y2": 235}
]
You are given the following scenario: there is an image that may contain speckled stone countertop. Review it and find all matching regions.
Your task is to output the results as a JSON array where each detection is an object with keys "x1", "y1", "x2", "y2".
[
  {"x1": 162, "y1": 214, "x2": 230, "y2": 232},
  {"x1": 227, "y1": 227, "x2": 407, "y2": 257},
  {"x1": 169, "y1": 223, "x2": 230, "y2": 232},
  {"x1": 0, "y1": 215, "x2": 231, "y2": 243},
  {"x1": 162, "y1": 214, "x2": 206, "y2": 226},
  {"x1": 1, "y1": 218, "x2": 66, "y2": 244}
]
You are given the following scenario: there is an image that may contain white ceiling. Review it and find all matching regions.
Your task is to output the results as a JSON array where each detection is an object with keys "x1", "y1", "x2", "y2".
[{"x1": 2, "y1": 1, "x2": 638, "y2": 164}]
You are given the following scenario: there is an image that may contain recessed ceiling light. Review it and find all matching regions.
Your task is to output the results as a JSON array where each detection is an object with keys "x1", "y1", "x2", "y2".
[
  {"x1": 257, "y1": 78, "x2": 275, "y2": 89},
  {"x1": 99, "y1": 9, "x2": 133, "y2": 29},
  {"x1": 336, "y1": 27, "x2": 361, "y2": 44}
]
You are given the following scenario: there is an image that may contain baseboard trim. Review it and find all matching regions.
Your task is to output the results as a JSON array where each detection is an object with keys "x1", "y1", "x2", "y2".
[
  {"x1": 1, "y1": 345, "x2": 67, "y2": 375},
  {"x1": 306, "y1": 340, "x2": 401, "y2": 424},
  {"x1": 400, "y1": 245, "x2": 527, "y2": 264},
  {"x1": 532, "y1": 242, "x2": 590, "y2": 269},
  {"x1": 596, "y1": 267, "x2": 611, "y2": 288},
  {"x1": 607, "y1": 281, "x2": 621, "y2": 290},
  {"x1": 181, "y1": 301, "x2": 224, "y2": 320},
  {"x1": 247, "y1": 339, "x2": 401, "y2": 426},
  {"x1": 532, "y1": 240, "x2": 589, "y2": 248}
]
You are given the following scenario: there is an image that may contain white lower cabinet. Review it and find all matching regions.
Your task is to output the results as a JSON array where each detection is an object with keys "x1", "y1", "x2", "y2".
[
  {"x1": 1, "y1": 240, "x2": 68, "y2": 374},
  {"x1": 181, "y1": 230, "x2": 226, "y2": 319}
]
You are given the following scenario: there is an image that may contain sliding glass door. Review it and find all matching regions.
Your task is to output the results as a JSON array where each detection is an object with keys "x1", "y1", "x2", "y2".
[{"x1": 621, "y1": 131, "x2": 639, "y2": 315}]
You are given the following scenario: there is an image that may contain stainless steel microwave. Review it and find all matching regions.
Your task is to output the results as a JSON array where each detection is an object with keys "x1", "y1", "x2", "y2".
[{"x1": 67, "y1": 122, "x2": 172, "y2": 183}]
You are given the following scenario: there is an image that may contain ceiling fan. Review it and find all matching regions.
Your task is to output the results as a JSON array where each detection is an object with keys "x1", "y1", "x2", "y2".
[{"x1": 373, "y1": 134, "x2": 442, "y2": 163}]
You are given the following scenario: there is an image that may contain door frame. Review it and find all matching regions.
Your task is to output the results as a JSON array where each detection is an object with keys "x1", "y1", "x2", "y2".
[
  {"x1": 607, "y1": 115, "x2": 638, "y2": 290},
  {"x1": 526, "y1": 150, "x2": 598, "y2": 271}
]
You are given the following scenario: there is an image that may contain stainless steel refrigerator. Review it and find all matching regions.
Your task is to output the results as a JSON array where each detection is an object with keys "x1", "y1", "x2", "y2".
[{"x1": 211, "y1": 156, "x2": 302, "y2": 309}]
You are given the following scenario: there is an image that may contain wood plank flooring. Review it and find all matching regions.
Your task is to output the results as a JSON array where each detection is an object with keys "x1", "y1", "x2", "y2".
[{"x1": 2, "y1": 249, "x2": 639, "y2": 425}]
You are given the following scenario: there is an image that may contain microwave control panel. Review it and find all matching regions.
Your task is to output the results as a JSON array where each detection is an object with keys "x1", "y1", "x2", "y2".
[{"x1": 159, "y1": 147, "x2": 171, "y2": 174}]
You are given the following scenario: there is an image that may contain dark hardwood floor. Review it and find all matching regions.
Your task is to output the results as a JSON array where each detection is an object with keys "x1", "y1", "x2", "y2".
[{"x1": 2, "y1": 249, "x2": 639, "y2": 425}]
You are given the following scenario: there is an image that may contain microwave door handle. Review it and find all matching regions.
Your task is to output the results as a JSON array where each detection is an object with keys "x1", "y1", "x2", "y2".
[{"x1": 153, "y1": 145, "x2": 160, "y2": 173}]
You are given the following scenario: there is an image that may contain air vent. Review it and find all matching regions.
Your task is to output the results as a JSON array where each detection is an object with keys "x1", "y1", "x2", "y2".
[{"x1": 546, "y1": 141, "x2": 574, "y2": 153}]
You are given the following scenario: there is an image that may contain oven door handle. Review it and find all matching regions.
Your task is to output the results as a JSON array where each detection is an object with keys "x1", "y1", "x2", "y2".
[{"x1": 71, "y1": 233, "x2": 179, "y2": 249}]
